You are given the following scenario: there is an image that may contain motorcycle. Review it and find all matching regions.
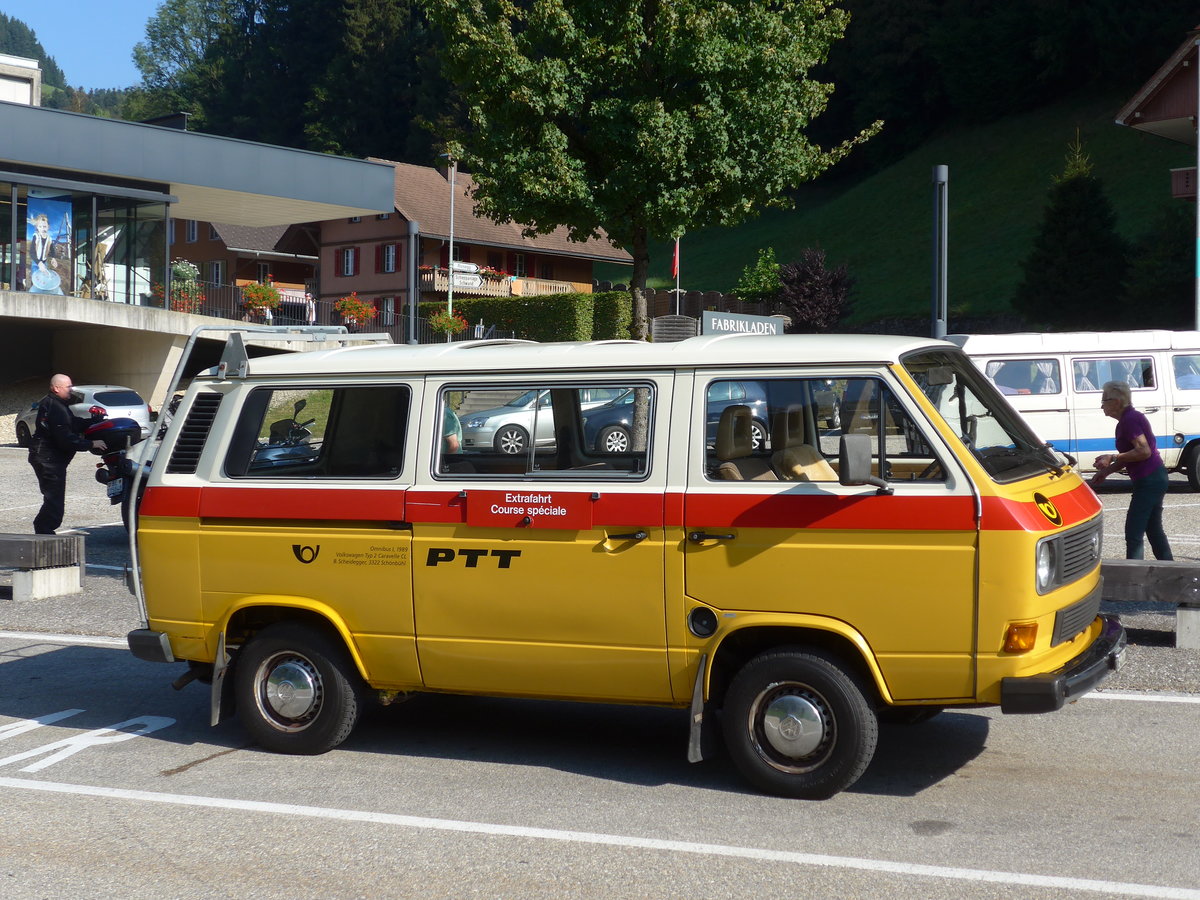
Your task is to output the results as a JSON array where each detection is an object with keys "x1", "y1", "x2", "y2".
[
  {"x1": 85, "y1": 415, "x2": 146, "y2": 529},
  {"x1": 250, "y1": 399, "x2": 320, "y2": 471}
]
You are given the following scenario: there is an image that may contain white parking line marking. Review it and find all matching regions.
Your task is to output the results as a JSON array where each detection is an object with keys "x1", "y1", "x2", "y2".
[
  {"x1": 1089, "y1": 691, "x2": 1200, "y2": 704},
  {"x1": 0, "y1": 776, "x2": 1194, "y2": 898},
  {"x1": 0, "y1": 631, "x2": 125, "y2": 647}
]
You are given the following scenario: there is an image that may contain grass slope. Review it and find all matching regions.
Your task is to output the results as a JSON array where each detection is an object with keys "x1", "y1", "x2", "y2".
[{"x1": 597, "y1": 92, "x2": 1193, "y2": 324}]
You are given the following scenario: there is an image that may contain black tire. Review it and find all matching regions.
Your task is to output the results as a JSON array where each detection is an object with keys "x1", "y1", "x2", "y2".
[
  {"x1": 722, "y1": 648, "x2": 878, "y2": 799},
  {"x1": 233, "y1": 622, "x2": 362, "y2": 755},
  {"x1": 597, "y1": 425, "x2": 630, "y2": 454},
  {"x1": 494, "y1": 424, "x2": 529, "y2": 455},
  {"x1": 15, "y1": 421, "x2": 30, "y2": 448},
  {"x1": 750, "y1": 420, "x2": 767, "y2": 452},
  {"x1": 1187, "y1": 445, "x2": 1200, "y2": 492}
]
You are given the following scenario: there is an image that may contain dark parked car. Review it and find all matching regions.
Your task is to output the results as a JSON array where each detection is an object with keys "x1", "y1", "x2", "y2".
[{"x1": 581, "y1": 389, "x2": 637, "y2": 452}]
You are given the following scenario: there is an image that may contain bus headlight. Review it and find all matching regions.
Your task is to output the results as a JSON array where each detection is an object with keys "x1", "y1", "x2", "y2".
[{"x1": 1036, "y1": 540, "x2": 1057, "y2": 593}]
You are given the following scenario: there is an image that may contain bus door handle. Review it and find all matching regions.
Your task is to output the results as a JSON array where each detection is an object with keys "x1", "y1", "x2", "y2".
[
  {"x1": 1174, "y1": 406, "x2": 1190, "y2": 412},
  {"x1": 1143, "y1": 406, "x2": 1160, "y2": 413},
  {"x1": 607, "y1": 530, "x2": 648, "y2": 542},
  {"x1": 688, "y1": 531, "x2": 735, "y2": 543}
]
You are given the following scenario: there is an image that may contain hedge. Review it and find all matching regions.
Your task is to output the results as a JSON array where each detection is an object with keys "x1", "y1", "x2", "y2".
[{"x1": 421, "y1": 289, "x2": 634, "y2": 342}]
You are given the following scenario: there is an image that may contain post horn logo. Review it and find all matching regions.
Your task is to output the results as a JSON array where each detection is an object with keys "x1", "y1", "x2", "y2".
[
  {"x1": 1032, "y1": 493, "x2": 1063, "y2": 527},
  {"x1": 292, "y1": 544, "x2": 320, "y2": 564}
]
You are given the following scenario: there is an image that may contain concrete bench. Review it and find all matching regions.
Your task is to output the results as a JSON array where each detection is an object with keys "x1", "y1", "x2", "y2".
[
  {"x1": 0, "y1": 533, "x2": 86, "y2": 602},
  {"x1": 1101, "y1": 560, "x2": 1200, "y2": 649}
]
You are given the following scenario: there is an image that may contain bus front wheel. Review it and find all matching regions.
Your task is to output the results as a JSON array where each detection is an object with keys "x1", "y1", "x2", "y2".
[{"x1": 722, "y1": 648, "x2": 878, "y2": 799}]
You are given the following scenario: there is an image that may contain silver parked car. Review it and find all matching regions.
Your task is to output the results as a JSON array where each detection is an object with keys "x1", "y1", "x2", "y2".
[
  {"x1": 459, "y1": 387, "x2": 625, "y2": 455},
  {"x1": 15, "y1": 384, "x2": 153, "y2": 447}
]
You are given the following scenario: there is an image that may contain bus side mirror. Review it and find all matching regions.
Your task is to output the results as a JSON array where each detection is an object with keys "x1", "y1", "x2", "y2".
[{"x1": 839, "y1": 434, "x2": 893, "y2": 495}]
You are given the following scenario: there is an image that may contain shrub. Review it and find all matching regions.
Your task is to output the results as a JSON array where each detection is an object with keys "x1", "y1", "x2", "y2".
[
  {"x1": 241, "y1": 281, "x2": 281, "y2": 312},
  {"x1": 334, "y1": 292, "x2": 377, "y2": 322},
  {"x1": 429, "y1": 307, "x2": 468, "y2": 334}
]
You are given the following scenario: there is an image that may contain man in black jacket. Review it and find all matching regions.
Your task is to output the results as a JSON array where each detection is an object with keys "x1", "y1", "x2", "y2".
[{"x1": 28, "y1": 374, "x2": 102, "y2": 534}]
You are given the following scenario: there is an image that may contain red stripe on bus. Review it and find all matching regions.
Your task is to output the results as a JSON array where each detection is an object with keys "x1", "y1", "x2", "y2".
[
  {"x1": 199, "y1": 487, "x2": 405, "y2": 521},
  {"x1": 142, "y1": 485, "x2": 404, "y2": 522},
  {"x1": 139, "y1": 486, "x2": 201, "y2": 518},
  {"x1": 682, "y1": 492, "x2": 978, "y2": 531},
  {"x1": 139, "y1": 482, "x2": 1099, "y2": 534},
  {"x1": 980, "y1": 482, "x2": 1101, "y2": 531}
]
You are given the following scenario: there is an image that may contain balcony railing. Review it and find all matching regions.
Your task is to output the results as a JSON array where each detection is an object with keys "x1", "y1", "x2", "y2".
[{"x1": 418, "y1": 268, "x2": 577, "y2": 298}]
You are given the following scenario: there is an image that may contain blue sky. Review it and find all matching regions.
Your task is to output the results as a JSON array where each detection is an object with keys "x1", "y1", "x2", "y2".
[{"x1": 9, "y1": 1, "x2": 160, "y2": 91}]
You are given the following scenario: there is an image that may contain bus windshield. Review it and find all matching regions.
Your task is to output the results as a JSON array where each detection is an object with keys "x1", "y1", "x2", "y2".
[{"x1": 902, "y1": 349, "x2": 1068, "y2": 483}]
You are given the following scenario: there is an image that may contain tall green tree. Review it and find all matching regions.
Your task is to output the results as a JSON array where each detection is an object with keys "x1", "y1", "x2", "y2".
[
  {"x1": 1013, "y1": 137, "x2": 1128, "y2": 329},
  {"x1": 422, "y1": 0, "x2": 875, "y2": 339},
  {"x1": 133, "y1": 0, "x2": 230, "y2": 94}
]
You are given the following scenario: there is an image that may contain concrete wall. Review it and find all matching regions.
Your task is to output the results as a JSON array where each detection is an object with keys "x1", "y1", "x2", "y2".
[{"x1": 0, "y1": 290, "x2": 330, "y2": 413}]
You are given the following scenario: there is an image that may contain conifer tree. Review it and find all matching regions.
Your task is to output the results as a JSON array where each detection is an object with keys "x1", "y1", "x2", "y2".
[{"x1": 1013, "y1": 136, "x2": 1128, "y2": 329}]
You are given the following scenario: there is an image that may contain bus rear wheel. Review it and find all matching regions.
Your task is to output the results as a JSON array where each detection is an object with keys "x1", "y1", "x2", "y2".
[{"x1": 234, "y1": 623, "x2": 362, "y2": 755}]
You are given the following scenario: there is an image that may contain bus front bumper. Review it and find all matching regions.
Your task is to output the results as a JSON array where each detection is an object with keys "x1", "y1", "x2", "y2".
[{"x1": 1000, "y1": 615, "x2": 1126, "y2": 714}]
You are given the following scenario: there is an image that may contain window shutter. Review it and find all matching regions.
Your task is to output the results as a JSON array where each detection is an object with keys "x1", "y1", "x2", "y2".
[
  {"x1": 375, "y1": 245, "x2": 383, "y2": 274},
  {"x1": 334, "y1": 249, "x2": 344, "y2": 277},
  {"x1": 460, "y1": 246, "x2": 471, "y2": 263},
  {"x1": 351, "y1": 247, "x2": 360, "y2": 276},
  {"x1": 440, "y1": 245, "x2": 449, "y2": 267}
]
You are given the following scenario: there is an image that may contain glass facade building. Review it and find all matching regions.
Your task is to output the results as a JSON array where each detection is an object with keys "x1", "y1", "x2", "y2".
[{"x1": 1, "y1": 178, "x2": 167, "y2": 304}]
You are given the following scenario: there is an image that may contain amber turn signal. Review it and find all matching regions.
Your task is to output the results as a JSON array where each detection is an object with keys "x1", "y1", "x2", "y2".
[{"x1": 1003, "y1": 622, "x2": 1038, "y2": 653}]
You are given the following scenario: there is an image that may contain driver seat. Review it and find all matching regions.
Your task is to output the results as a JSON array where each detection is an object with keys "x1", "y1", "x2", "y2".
[{"x1": 771, "y1": 408, "x2": 837, "y2": 482}]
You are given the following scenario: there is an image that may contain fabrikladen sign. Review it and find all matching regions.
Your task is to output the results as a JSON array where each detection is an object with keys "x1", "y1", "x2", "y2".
[{"x1": 701, "y1": 310, "x2": 783, "y2": 336}]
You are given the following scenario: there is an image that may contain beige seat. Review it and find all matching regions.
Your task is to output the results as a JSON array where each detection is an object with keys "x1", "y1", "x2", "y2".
[
  {"x1": 770, "y1": 407, "x2": 837, "y2": 482},
  {"x1": 714, "y1": 405, "x2": 777, "y2": 481}
]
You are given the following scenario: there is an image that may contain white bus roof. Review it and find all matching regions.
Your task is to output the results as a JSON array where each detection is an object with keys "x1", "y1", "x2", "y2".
[
  {"x1": 218, "y1": 333, "x2": 956, "y2": 379},
  {"x1": 946, "y1": 330, "x2": 1200, "y2": 355}
]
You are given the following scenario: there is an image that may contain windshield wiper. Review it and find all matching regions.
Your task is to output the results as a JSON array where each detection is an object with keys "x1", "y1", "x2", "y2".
[{"x1": 978, "y1": 445, "x2": 1066, "y2": 477}]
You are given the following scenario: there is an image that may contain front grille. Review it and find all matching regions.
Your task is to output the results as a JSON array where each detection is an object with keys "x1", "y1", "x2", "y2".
[
  {"x1": 165, "y1": 393, "x2": 222, "y2": 474},
  {"x1": 1059, "y1": 519, "x2": 1102, "y2": 584},
  {"x1": 1053, "y1": 582, "x2": 1102, "y2": 646}
]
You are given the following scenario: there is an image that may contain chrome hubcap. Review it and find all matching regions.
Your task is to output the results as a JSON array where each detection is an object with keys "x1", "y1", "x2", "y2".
[
  {"x1": 750, "y1": 681, "x2": 834, "y2": 773},
  {"x1": 257, "y1": 653, "x2": 322, "y2": 730}
]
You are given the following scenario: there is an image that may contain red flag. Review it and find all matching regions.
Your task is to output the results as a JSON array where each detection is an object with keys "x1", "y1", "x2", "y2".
[{"x1": 671, "y1": 238, "x2": 679, "y2": 279}]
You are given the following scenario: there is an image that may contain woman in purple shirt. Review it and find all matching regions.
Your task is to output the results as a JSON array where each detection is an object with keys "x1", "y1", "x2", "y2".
[{"x1": 1090, "y1": 380, "x2": 1173, "y2": 560}]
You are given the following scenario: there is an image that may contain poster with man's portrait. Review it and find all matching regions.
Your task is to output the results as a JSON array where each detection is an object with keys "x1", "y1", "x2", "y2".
[{"x1": 23, "y1": 191, "x2": 73, "y2": 295}]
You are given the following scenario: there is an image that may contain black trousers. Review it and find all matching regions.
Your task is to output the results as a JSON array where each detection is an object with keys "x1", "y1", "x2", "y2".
[{"x1": 30, "y1": 456, "x2": 68, "y2": 534}]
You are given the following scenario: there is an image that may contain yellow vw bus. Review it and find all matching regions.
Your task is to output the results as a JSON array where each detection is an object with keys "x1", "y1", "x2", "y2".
[{"x1": 127, "y1": 328, "x2": 1125, "y2": 799}]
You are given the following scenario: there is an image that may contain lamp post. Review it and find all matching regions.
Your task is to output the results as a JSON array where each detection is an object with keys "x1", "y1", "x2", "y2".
[
  {"x1": 442, "y1": 154, "x2": 457, "y2": 339},
  {"x1": 931, "y1": 165, "x2": 949, "y2": 339}
]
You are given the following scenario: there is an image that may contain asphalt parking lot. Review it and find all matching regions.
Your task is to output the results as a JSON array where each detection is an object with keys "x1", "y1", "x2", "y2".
[{"x1": 0, "y1": 442, "x2": 1195, "y2": 693}]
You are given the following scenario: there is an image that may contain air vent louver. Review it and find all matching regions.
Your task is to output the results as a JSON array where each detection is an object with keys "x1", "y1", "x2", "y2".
[{"x1": 165, "y1": 393, "x2": 222, "y2": 474}]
